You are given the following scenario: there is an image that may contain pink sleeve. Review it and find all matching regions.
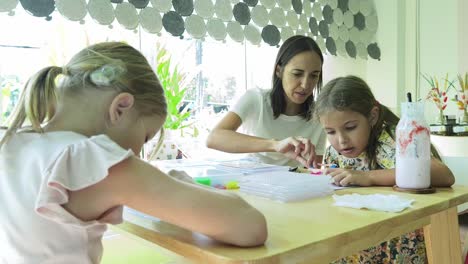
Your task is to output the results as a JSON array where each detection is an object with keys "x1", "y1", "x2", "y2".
[{"x1": 35, "y1": 135, "x2": 134, "y2": 226}]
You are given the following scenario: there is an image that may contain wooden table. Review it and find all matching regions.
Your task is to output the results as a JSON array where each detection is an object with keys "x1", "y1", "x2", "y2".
[{"x1": 116, "y1": 186, "x2": 468, "y2": 264}]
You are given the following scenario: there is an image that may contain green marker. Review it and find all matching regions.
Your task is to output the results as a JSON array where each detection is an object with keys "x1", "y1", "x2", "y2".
[{"x1": 195, "y1": 177, "x2": 211, "y2": 186}]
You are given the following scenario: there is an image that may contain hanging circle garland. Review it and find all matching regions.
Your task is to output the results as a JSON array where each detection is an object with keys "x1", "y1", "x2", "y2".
[
  {"x1": 162, "y1": 11, "x2": 186, "y2": 37},
  {"x1": 56, "y1": 0, "x2": 87, "y2": 22},
  {"x1": 129, "y1": 0, "x2": 149, "y2": 8},
  {"x1": 299, "y1": 13, "x2": 308, "y2": 31},
  {"x1": 269, "y1": 7, "x2": 286, "y2": 28},
  {"x1": 261, "y1": 25, "x2": 280, "y2": 46},
  {"x1": 243, "y1": 0, "x2": 258, "y2": 7},
  {"x1": 115, "y1": 2, "x2": 139, "y2": 30},
  {"x1": 291, "y1": 0, "x2": 303, "y2": 15},
  {"x1": 244, "y1": 24, "x2": 261, "y2": 45},
  {"x1": 349, "y1": 27, "x2": 359, "y2": 43},
  {"x1": 259, "y1": 0, "x2": 275, "y2": 9},
  {"x1": 215, "y1": 0, "x2": 233, "y2": 22},
  {"x1": 150, "y1": 0, "x2": 172, "y2": 13},
  {"x1": 308, "y1": 16, "x2": 318, "y2": 36},
  {"x1": 276, "y1": 0, "x2": 291, "y2": 11},
  {"x1": 173, "y1": 0, "x2": 194, "y2": 16},
  {"x1": 206, "y1": 18, "x2": 227, "y2": 40},
  {"x1": 316, "y1": 35, "x2": 326, "y2": 53},
  {"x1": 10, "y1": 0, "x2": 380, "y2": 58},
  {"x1": 233, "y1": 2, "x2": 251, "y2": 25},
  {"x1": 87, "y1": 0, "x2": 115, "y2": 26},
  {"x1": 354, "y1": 12, "x2": 365, "y2": 30},
  {"x1": 295, "y1": 27, "x2": 305, "y2": 36},
  {"x1": 20, "y1": 0, "x2": 54, "y2": 20},
  {"x1": 139, "y1": 6, "x2": 163, "y2": 34},
  {"x1": 338, "y1": 24, "x2": 349, "y2": 41},
  {"x1": 367, "y1": 43, "x2": 381, "y2": 60},
  {"x1": 251, "y1": 5, "x2": 269, "y2": 27},
  {"x1": 359, "y1": 28, "x2": 372, "y2": 43},
  {"x1": 335, "y1": 38, "x2": 346, "y2": 57},
  {"x1": 356, "y1": 42, "x2": 367, "y2": 59},
  {"x1": 0, "y1": 0, "x2": 18, "y2": 13},
  {"x1": 343, "y1": 10, "x2": 353, "y2": 28},
  {"x1": 332, "y1": 8, "x2": 343, "y2": 25},
  {"x1": 360, "y1": 0, "x2": 372, "y2": 16},
  {"x1": 194, "y1": 0, "x2": 214, "y2": 19},
  {"x1": 185, "y1": 14, "x2": 206, "y2": 38},
  {"x1": 337, "y1": 0, "x2": 348, "y2": 12},
  {"x1": 303, "y1": 0, "x2": 311, "y2": 16},
  {"x1": 345, "y1": 40, "x2": 356, "y2": 58},
  {"x1": 286, "y1": 10, "x2": 299, "y2": 30},
  {"x1": 318, "y1": 20, "x2": 329, "y2": 38},
  {"x1": 348, "y1": 0, "x2": 359, "y2": 14},
  {"x1": 329, "y1": 22, "x2": 339, "y2": 39},
  {"x1": 312, "y1": 3, "x2": 323, "y2": 20},
  {"x1": 325, "y1": 37, "x2": 337, "y2": 55},
  {"x1": 322, "y1": 5, "x2": 333, "y2": 24},
  {"x1": 280, "y1": 26, "x2": 294, "y2": 42},
  {"x1": 226, "y1": 21, "x2": 244, "y2": 42}
]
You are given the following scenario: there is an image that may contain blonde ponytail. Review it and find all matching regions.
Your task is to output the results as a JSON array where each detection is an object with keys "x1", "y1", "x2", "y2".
[
  {"x1": 1, "y1": 42, "x2": 168, "y2": 148},
  {"x1": 0, "y1": 66, "x2": 61, "y2": 148}
]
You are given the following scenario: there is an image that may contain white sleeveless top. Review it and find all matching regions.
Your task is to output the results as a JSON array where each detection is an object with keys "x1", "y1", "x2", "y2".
[{"x1": 0, "y1": 131, "x2": 133, "y2": 264}]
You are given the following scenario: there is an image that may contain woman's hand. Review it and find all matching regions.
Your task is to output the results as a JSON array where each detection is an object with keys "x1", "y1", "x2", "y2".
[
  {"x1": 167, "y1": 169, "x2": 194, "y2": 183},
  {"x1": 275, "y1": 137, "x2": 316, "y2": 167},
  {"x1": 325, "y1": 168, "x2": 373, "y2": 187}
]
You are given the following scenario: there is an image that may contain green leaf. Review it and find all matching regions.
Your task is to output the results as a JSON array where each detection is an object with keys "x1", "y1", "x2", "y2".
[{"x1": 155, "y1": 45, "x2": 196, "y2": 131}]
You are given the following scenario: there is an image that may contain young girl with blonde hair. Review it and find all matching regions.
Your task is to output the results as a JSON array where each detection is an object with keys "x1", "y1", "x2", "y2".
[{"x1": 0, "y1": 42, "x2": 267, "y2": 264}]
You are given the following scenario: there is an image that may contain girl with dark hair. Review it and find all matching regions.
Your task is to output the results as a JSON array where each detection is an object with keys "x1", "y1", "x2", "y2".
[
  {"x1": 315, "y1": 75, "x2": 454, "y2": 263},
  {"x1": 207, "y1": 35, "x2": 326, "y2": 167}
]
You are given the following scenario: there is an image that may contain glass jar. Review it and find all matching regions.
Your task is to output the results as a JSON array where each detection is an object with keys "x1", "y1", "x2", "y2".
[{"x1": 395, "y1": 102, "x2": 431, "y2": 189}]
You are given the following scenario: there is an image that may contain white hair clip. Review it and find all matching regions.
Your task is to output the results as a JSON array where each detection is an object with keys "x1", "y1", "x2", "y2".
[{"x1": 90, "y1": 63, "x2": 126, "y2": 86}]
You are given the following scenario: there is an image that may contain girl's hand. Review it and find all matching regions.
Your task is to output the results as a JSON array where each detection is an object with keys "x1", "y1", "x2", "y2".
[
  {"x1": 324, "y1": 168, "x2": 372, "y2": 187},
  {"x1": 275, "y1": 137, "x2": 316, "y2": 167},
  {"x1": 167, "y1": 169, "x2": 194, "y2": 183}
]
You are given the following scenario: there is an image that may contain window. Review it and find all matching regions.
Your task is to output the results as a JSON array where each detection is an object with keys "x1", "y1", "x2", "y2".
[{"x1": 0, "y1": 10, "x2": 279, "y2": 159}]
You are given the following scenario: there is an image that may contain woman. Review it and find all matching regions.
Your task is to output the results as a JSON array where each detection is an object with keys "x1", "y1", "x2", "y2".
[{"x1": 206, "y1": 36, "x2": 326, "y2": 167}]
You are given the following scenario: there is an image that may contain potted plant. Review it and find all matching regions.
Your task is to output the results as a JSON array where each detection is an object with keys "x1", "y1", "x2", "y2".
[
  {"x1": 423, "y1": 73, "x2": 454, "y2": 125},
  {"x1": 144, "y1": 46, "x2": 197, "y2": 160},
  {"x1": 453, "y1": 73, "x2": 468, "y2": 124}
]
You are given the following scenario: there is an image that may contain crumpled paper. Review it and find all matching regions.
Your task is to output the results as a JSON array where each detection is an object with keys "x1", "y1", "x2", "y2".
[{"x1": 332, "y1": 193, "x2": 415, "y2": 213}]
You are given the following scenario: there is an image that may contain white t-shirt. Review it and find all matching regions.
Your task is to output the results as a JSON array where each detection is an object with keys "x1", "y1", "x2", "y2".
[
  {"x1": 0, "y1": 131, "x2": 133, "y2": 264},
  {"x1": 230, "y1": 88, "x2": 326, "y2": 166}
]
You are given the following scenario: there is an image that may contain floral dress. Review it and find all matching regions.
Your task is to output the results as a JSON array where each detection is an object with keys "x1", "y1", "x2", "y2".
[{"x1": 325, "y1": 130, "x2": 427, "y2": 264}]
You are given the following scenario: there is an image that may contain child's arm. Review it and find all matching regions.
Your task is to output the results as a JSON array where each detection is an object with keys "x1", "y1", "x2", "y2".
[
  {"x1": 64, "y1": 156, "x2": 268, "y2": 247},
  {"x1": 206, "y1": 112, "x2": 318, "y2": 167},
  {"x1": 428, "y1": 158, "x2": 455, "y2": 187},
  {"x1": 326, "y1": 158, "x2": 455, "y2": 187}
]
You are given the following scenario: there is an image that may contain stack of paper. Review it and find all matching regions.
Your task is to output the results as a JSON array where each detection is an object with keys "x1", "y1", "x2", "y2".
[{"x1": 239, "y1": 171, "x2": 333, "y2": 202}]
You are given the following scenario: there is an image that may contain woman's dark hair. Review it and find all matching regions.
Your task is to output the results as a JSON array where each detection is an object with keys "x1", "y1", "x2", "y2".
[
  {"x1": 270, "y1": 35, "x2": 324, "y2": 121},
  {"x1": 314, "y1": 75, "x2": 442, "y2": 169}
]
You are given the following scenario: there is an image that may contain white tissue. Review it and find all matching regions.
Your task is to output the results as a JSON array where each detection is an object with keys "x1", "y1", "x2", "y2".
[{"x1": 332, "y1": 193, "x2": 415, "y2": 213}]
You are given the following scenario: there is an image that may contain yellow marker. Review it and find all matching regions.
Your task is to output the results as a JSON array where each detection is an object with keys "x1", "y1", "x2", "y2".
[{"x1": 225, "y1": 181, "x2": 239, "y2": 189}]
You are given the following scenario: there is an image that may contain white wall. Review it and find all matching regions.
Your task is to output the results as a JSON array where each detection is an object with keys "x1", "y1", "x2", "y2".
[
  {"x1": 419, "y1": 0, "x2": 459, "y2": 123},
  {"x1": 459, "y1": 0, "x2": 468, "y2": 73},
  {"x1": 366, "y1": 0, "x2": 403, "y2": 113}
]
